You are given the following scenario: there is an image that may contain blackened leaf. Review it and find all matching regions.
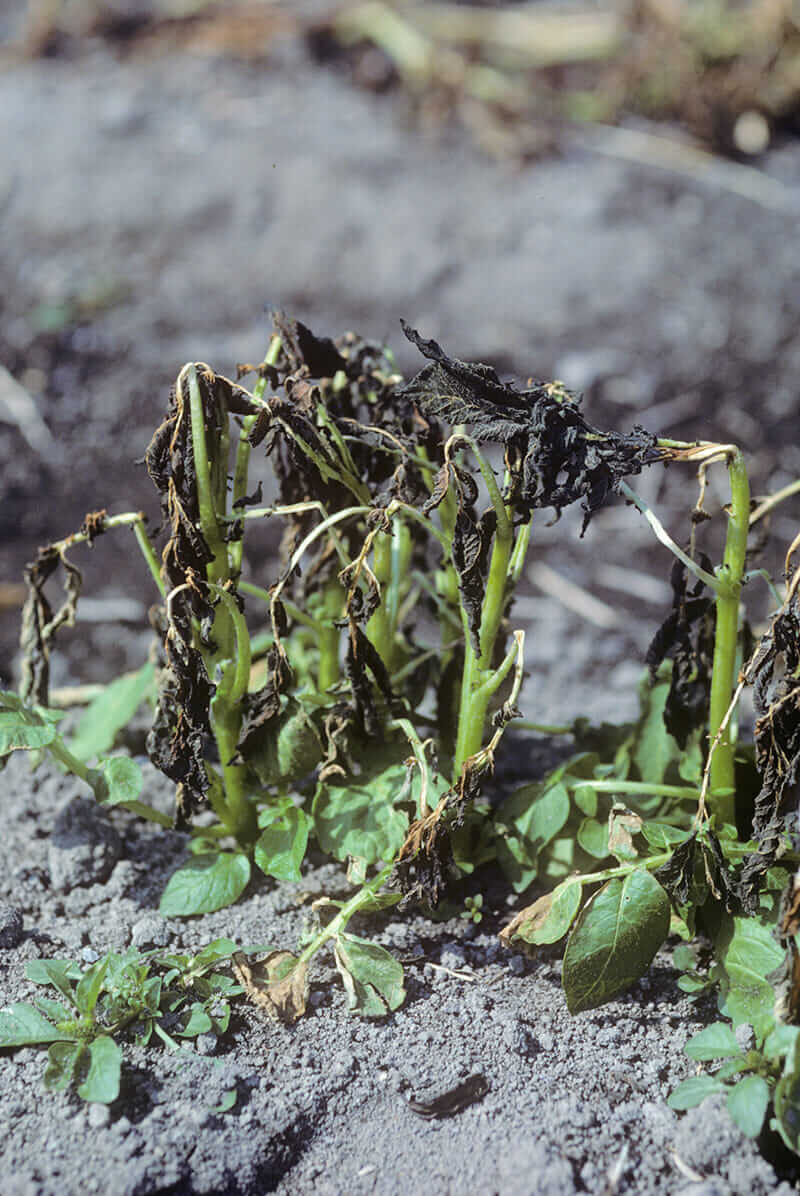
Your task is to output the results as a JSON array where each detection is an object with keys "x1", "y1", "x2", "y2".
[
  {"x1": 408, "y1": 1075, "x2": 489, "y2": 1119},
  {"x1": 738, "y1": 584, "x2": 800, "y2": 910},
  {"x1": 399, "y1": 322, "x2": 661, "y2": 532},
  {"x1": 654, "y1": 833, "x2": 698, "y2": 906}
]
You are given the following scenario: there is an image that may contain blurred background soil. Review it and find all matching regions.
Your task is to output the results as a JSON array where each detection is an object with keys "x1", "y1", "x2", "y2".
[{"x1": 0, "y1": 0, "x2": 799, "y2": 725}]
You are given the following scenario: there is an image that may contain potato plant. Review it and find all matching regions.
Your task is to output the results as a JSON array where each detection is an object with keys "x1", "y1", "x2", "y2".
[{"x1": 2, "y1": 311, "x2": 800, "y2": 1145}]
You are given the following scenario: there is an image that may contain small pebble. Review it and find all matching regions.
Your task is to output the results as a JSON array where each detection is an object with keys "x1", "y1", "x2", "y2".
[
  {"x1": 508, "y1": 955, "x2": 526, "y2": 976},
  {"x1": 0, "y1": 905, "x2": 24, "y2": 949},
  {"x1": 81, "y1": 947, "x2": 100, "y2": 964},
  {"x1": 87, "y1": 1103, "x2": 111, "y2": 1129}
]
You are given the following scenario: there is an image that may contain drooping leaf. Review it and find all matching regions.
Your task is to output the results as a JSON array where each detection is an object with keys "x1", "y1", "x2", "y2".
[
  {"x1": 726, "y1": 1074, "x2": 769, "y2": 1139},
  {"x1": 398, "y1": 321, "x2": 661, "y2": 532},
  {"x1": 231, "y1": 951, "x2": 308, "y2": 1023},
  {"x1": 562, "y1": 868, "x2": 670, "y2": 1013},
  {"x1": 576, "y1": 817, "x2": 609, "y2": 860},
  {"x1": 254, "y1": 806, "x2": 310, "y2": 883},
  {"x1": 68, "y1": 661, "x2": 156, "y2": 762},
  {"x1": 77, "y1": 1036, "x2": 121, "y2": 1104},
  {"x1": 333, "y1": 932, "x2": 405, "y2": 1016},
  {"x1": 499, "y1": 879, "x2": 583, "y2": 948},
  {"x1": 667, "y1": 1075, "x2": 724, "y2": 1110},
  {"x1": 313, "y1": 765, "x2": 409, "y2": 866},
  {"x1": 159, "y1": 852, "x2": 251, "y2": 917},
  {"x1": 19, "y1": 544, "x2": 82, "y2": 707},
  {"x1": 0, "y1": 1003, "x2": 66, "y2": 1046},
  {"x1": 0, "y1": 690, "x2": 63, "y2": 755}
]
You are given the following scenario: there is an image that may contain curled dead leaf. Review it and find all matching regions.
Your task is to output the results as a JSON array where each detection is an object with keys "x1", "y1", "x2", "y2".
[{"x1": 232, "y1": 950, "x2": 308, "y2": 1024}]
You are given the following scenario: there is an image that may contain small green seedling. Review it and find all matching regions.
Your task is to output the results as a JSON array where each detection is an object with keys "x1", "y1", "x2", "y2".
[
  {"x1": 0, "y1": 940, "x2": 242, "y2": 1105},
  {"x1": 461, "y1": 895, "x2": 484, "y2": 924}
]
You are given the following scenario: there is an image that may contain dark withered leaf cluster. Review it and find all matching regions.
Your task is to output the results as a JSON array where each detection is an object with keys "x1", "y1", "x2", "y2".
[
  {"x1": 19, "y1": 545, "x2": 82, "y2": 706},
  {"x1": 144, "y1": 367, "x2": 251, "y2": 824},
  {"x1": 655, "y1": 829, "x2": 738, "y2": 913},
  {"x1": 645, "y1": 557, "x2": 716, "y2": 749},
  {"x1": 397, "y1": 321, "x2": 662, "y2": 534},
  {"x1": 738, "y1": 581, "x2": 800, "y2": 911}
]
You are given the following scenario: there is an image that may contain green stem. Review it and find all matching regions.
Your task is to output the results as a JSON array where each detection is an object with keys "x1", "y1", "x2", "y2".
[
  {"x1": 317, "y1": 580, "x2": 343, "y2": 692},
  {"x1": 708, "y1": 449, "x2": 750, "y2": 826},
  {"x1": 572, "y1": 780, "x2": 703, "y2": 800},
  {"x1": 185, "y1": 363, "x2": 228, "y2": 586},
  {"x1": 230, "y1": 336, "x2": 282, "y2": 576},
  {"x1": 47, "y1": 736, "x2": 94, "y2": 784},
  {"x1": 295, "y1": 864, "x2": 394, "y2": 969},
  {"x1": 132, "y1": 519, "x2": 166, "y2": 597}
]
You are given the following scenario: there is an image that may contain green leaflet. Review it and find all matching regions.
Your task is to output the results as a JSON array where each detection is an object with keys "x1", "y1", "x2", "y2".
[
  {"x1": 683, "y1": 1023, "x2": 743, "y2": 1061},
  {"x1": 94, "y1": 757, "x2": 144, "y2": 806},
  {"x1": 495, "y1": 780, "x2": 571, "y2": 893},
  {"x1": 255, "y1": 805, "x2": 310, "y2": 883},
  {"x1": 77, "y1": 1036, "x2": 122, "y2": 1104},
  {"x1": 159, "y1": 852, "x2": 251, "y2": 916},
  {"x1": 67, "y1": 661, "x2": 155, "y2": 762},
  {"x1": 712, "y1": 912, "x2": 786, "y2": 1041},
  {"x1": 0, "y1": 690, "x2": 63, "y2": 754},
  {"x1": 501, "y1": 879, "x2": 583, "y2": 948},
  {"x1": 312, "y1": 763, "x2": 409, "y2": 866},
  {"x1": 562, "y1": 868, "x2": 670, "y2": 1014},
  {"x1": 0, "y1": 1002, "x2": 67, "y2": 1046},
  {"x1": 726, "y1": 1074, "x2": 769, "y2": 1139},
  {"x1": 333, "y1": 932, "x2": 405, "y2": 1017},
  {"x1": 667, "y1": 1075, "x2": 724, "y2": 1110}
]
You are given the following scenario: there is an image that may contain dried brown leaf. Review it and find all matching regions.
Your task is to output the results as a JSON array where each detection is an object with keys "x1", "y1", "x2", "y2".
[{"x1": 232, "y1": 951, "x2": 309, "y2": 1024}]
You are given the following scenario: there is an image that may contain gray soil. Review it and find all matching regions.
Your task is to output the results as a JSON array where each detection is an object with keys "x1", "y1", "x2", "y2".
[{"x1": 1, "y1": 7, "x2": 800, "y2": 1194}]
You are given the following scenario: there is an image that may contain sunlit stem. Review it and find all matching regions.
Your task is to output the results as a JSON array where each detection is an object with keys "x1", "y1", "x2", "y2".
[
  {"x1": 317, "y1": 579, "x2": 344, "y2": 692},
  {"x1": 707, "y1": 449, "x2": 750, "y2": 826},
  {"x1": 229, "y1": 335, "x2": 282, "y2": 575},
  {"x1": 183, "y1": 363, "x2": 229, "y2": 587},
  {"x1": 294, "y1": 863, "x2": 395, "y2": 970}
]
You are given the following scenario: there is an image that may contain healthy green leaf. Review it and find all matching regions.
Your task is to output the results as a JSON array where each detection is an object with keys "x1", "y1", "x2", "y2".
[
  {"x1": 25, "y1": 959, "x2": 82, "y2": 1005},
  {"x1": 333, "y1": 932, "x2": 405, "y2": 1017},
  {"x1": 642, "y1": 823, "x2": 692, "y2": 850},
  {"x1": 726, "y1": 1074, "x2": 769, "y2": 1139},
  {"x1": 668, "y1": 1075, "x2": 724, "y2": 1110},
  {"x1": 313, "y1": 766, "x2": 409, "y2": 866},
  {"x1": 77, "y1": 1036, "x2": 121, "y2": 1104},
  {"x1": 631, "y1": 671, "x2": 681, "y2": 790},
  {"x1": 0, "y1": 1002, "x2": 66, "y2": 1046},
  {"x1": 496, "y1": 780, "x2": 571, "y2": 893},
  {"x1": 178, "y1": 1003, "x2": 213, "y2": 1037},
  {"x1": 255, "y1": 806, "x2": 310, "y2": 883},
  {"x1": 763, "y1": 1024, "x2": 800, "y2": 1063},
  {"x1": 188, "y1": 939, "x2": 239, "y2": 973},
  {"x1": 0, "y1": 691, "x2": 63, "y2": 755},
  {"x1": 44, "y1": 1042, "x2": 85, "y2": 1091},
  {"x1": 159, "y1": 853, "x2": 251, "y2": 917},
  {"x1": 576, "y1": 817, "x2": 609, "y2": 860},
  {"x1": 75, "y1": 956, "x2": 110, "y2": 1018},
  {"x1": 684, "y1": 1023, "x2": 743, "y2": 1061},
  {"x1": 67, "y1": 662, "x2": 155, "y2": 762},
  {"x1": 713, "y1": 913, "x2": 786, "y2": 1041},
  {"x1": 562, "y1": 868, "x2": 670, "y2": 1013},
  {"x1": 96, "y1": 756, "x2": 144, "y2": 805}
]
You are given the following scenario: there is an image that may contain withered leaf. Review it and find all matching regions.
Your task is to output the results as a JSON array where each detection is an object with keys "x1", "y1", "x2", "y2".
[
  {"x1": 607, "y1": 807, "x2": 643, "y2": 860},
  {"x1": 80, "y1": 509, "x2": 108, "y2": 546},
  {"x1": 408, "y1": 1074, "x2": 489, "y2": 1119},
  {"x1": 231, "y1": 950, "x2": 308, "y2": 1023},
  {"x1": 654, "y1": 833, "x2": 697, "y2": 906},
  {"x1": 499, "y1": 891, "x2": 555, "y2": 946},
  {"x1": 20, "y1": 545, "x2": 82, "y2": 706},
  {"x1": 738, "y1": 582, "x2": 800, "y2": 911},
  {"x1": 645, "y1": 557, "x2": 715, "y2": 749},
  {"x1": 399, "y1": 321, "x2": 661, "y2": 533}
]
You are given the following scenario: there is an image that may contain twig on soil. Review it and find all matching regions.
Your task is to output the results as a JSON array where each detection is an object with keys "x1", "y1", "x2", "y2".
[{"x1": 529, "y1": 561, "x2": 620, "y2": 628}]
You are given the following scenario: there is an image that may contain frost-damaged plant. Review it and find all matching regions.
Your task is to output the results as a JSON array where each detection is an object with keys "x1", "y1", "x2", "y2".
[{"x1": 3, "y1": 312, "x2": 800, "y2": 1129}]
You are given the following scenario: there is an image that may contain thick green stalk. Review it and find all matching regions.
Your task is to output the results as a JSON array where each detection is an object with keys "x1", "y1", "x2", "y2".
[
  {"x1": 206, "y1": 585, "x2": 256, "y2": 844},
  {"x1": 451, "y1": 439, "x2": 517, "y2": 778},
  {"x1": 185, "y1": 363, "x2": 229, "y2": 587},
  {"x1": 708, "y1": 449, "x2": 750, "y2": 826},
  {"x1": 317, "y1": 579, "x2": 344, "y2": 692}
]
